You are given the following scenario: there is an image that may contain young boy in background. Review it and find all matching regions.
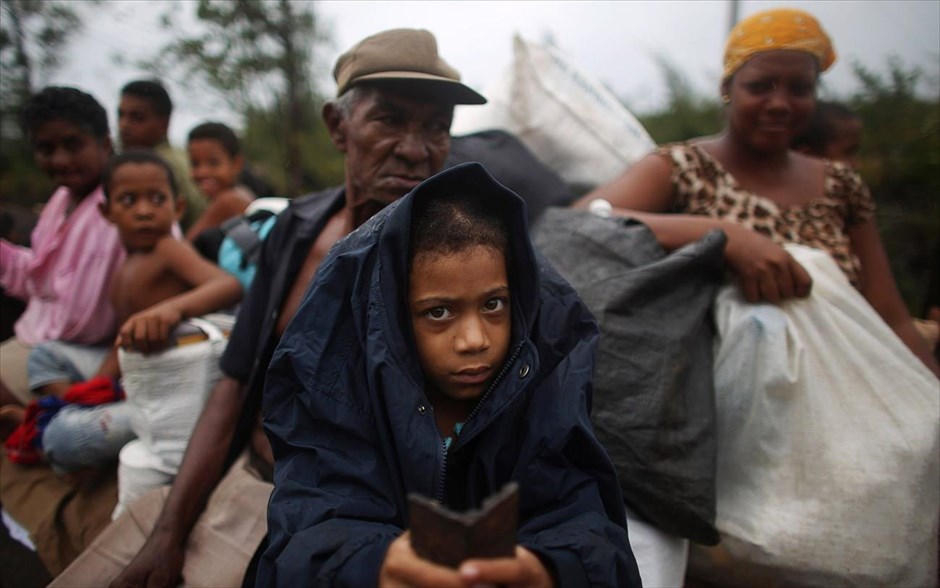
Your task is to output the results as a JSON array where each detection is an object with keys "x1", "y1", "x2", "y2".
[
  {"x1": 792, "y1": 101, "x2": 864, "y2": 170},
  {"x1": 259, "y1": 163, "x2": 641, "y2": 587},
  {"x1": 102, "y1": 150, "x2": 243, "y2": 353},
  {"x1": 184, "y1": 122, "x2": 255, "y2": 241},
  {"x1": 118, "y1": 79, "x2": 206, "y2": 232}
]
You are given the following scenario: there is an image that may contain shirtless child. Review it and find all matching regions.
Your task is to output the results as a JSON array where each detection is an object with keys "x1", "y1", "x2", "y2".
[
  {"x1": 102, "y1": 149, "x2": 243, "y2": 354},
  {"x1": 183, "y1": 122, "x2": 255, "y2": 242},
  {"x1": 16, "y1": 150, "x2": 244, "y2": 475}
]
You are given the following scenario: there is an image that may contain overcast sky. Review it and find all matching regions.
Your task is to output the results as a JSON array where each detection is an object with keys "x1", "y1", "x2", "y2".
[{"x1": 46, "y1": 0, "x2": 940, "y2": 146}]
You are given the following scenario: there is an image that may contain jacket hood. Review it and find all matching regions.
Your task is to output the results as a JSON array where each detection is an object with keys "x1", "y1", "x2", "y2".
[{"x1": 373, "y1": 162, "x2": 541, "y2": 380}]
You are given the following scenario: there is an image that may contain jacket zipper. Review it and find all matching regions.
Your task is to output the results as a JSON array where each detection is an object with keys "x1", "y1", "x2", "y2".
[{"x1": 433, "y1": 341, "x2": 526, "y2": 502}]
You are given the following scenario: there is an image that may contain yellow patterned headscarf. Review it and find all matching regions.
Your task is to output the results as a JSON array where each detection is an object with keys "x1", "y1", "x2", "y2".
[{"x1": 723, "y1": 8, "x2": 836, "y2": 82}]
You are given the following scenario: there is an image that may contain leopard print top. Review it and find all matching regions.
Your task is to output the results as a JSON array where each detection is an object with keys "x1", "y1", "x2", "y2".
[{"x1": 661, "y1": 143, "x2": 876, "y2": 287}]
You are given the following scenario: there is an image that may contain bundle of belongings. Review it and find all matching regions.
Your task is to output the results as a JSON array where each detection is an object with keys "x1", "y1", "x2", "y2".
[
  {"x1": 688, "y1": 245, "x2": 939, "y2": 587},
  {"x1": 533, "y1": 208, "x2": 726, "y2": 587},
  {"x1": 114, "y1": 316, "x2": 232, "y2": 519}
]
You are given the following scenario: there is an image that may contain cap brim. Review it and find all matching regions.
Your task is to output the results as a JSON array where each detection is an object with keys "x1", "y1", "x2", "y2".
[{"x1": 349, "y1": 72, "x2": 487, "y2": 105}]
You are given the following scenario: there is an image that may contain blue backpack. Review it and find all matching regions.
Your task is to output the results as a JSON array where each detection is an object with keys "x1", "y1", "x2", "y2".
[{"x1": 193, "y1": 200, "x2": 286, "y2": 290}]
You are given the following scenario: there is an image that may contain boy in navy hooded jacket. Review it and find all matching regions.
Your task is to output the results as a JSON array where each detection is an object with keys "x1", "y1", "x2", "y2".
[{"x1": 258, "y1": 163, "x2": 641, "y2": 587}]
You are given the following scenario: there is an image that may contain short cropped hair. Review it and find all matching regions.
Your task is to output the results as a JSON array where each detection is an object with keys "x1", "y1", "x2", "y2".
[
  {"x1": 102, "y1": 149, "x2": 179, "y2": 201},
  {"x1": 121, "y1": 79, "x2": 173, "y2": 118},
  {"x1": 410, "y1": 189, "x2": 509, "y2": 264},
  {"x1": 188, "y1": 122, "x2": 241, "y2": 157},
  {"x1": 20, "y1": 86, "x2": 110, "y2": 141},
  {"x1": 792, "y1": 101, "x2": 860, "y2": 155}
]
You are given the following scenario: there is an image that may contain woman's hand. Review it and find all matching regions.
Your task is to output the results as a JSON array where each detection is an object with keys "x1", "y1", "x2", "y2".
[
  {"x1": 380, "y1": 534, "x2": 553, "y2": 588},
  {"x1": 116, "y1": 303, "x2": 183, "y2": 354},
  {"x1": 725, "y1": 225, "x2": 813, "y2": 304}
]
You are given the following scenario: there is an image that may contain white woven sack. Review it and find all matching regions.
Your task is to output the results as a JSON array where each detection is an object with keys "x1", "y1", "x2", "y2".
[
  {"x1": 113, "y1": 439, "x2": 175, "y2": 520},
  {"x1": 451, "y1": 34, "x2": 655, "y2": 192},
  {"x1": 119, "y1": 317, "x2": 227, "y2": 471},
  {"x1": 703, "y1": 244, "x2": 939, "y2": 587}
]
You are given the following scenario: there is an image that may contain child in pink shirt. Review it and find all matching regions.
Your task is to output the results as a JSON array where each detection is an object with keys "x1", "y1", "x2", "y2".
[{"x1": 0, "y1": 87, "x2": 124, "y2": 409}]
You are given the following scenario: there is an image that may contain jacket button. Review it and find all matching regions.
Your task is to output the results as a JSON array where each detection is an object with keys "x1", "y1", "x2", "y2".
[
  {"x1": 417, "y1": 405, "x2": 427, "y2": 414},
  {"x1": 518, "y1": 364, "x2": 530, "y2": 378}
]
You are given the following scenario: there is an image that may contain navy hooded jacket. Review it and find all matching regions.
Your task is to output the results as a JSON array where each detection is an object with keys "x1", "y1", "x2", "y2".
[{"x1": 257, "y1": 163, "x2": 641, "y2": 587}]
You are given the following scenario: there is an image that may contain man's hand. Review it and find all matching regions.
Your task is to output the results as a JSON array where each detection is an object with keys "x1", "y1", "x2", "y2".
[
  {"x1": 725, "y1": 226, "x2": 813, "y2": 304},
  {"x1": 109, "y1": 531, "x2": 184, "y2": 588},
  {"x1": 380, "y1": 534, "x2": 553, "y2": 588},
  {"x1": 116, "y1": 303, "x2": 183, "y2": 354}
]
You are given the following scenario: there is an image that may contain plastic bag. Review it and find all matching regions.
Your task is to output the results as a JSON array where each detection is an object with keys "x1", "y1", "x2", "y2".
[
  {"x1": 689, "y1": 245, "x2": 940, "y2": 587},
  {"x1": 452, "y1": 35, "x2": 655, "y2": 193},
  {"x1": 115, "y1": 317, "x2": 229, "y2": 518}
]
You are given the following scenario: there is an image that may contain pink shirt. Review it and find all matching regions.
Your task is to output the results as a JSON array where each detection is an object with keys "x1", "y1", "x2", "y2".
[{"x1": 1, "y1": 185, "x2": 125, "y2": 345}]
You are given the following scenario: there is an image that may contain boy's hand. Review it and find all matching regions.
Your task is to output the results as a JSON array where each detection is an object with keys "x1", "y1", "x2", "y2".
[
  {"x1": 380, "y1": 532, "x2": 464, "y2": 587},
  {"x1": 458, "y1": 547, "x2": 554, "y2": 588},
  {"x1": 117, "y1": 304, "x2": 183, "y2": 354},
  {"x1": 380, "y1": 534, "x2": 553, "y2": 588}
]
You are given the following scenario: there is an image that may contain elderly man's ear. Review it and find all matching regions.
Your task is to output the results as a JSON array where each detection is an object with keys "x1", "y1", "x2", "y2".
[{"x1": 322, "y1": 102, "x2": 348, "y2": 154}]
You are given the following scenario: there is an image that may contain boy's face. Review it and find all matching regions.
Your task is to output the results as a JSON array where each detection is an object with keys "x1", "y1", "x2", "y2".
[
  {"x1": 118, "y1": 94, "x2": 169, "y2": 149},
  {"x1": 32, "y1": 119, "x2": 111, "y2": 198},
  {"x1": 188, "y1": 138, "x2": 243, "y2": 199},
  {"x1": 823, "y1": 117, "x2": 863, "y2": 170},
  {"x1": 409, "y1": 245, "x2": 511, "y2": 403},
  {"x1": 101, "y1": 162, "x2": 182, "y2": 252}
]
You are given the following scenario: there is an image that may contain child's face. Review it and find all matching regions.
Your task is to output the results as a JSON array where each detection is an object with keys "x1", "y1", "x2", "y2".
[
  {"x1": 102, "y1": 162, "x2": 182, "y2": 251},
  {"x1": 187, "y1": 139, "x2": 243, "y2": 199},
  {"x1": 32, "y1": 119, "x2": 111, "y2": 198},
  {"x1": 118, "y1": 95, "x2": 168, "y2": 149},
  {"x1": 409, "y1": 245, "x2": 511, "y2": 403},
  {"x1": 823, "y1": 117, "x2": 863, "y2": 170}
]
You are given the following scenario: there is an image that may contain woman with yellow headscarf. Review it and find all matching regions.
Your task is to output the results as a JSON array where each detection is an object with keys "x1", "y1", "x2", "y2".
[
  {"x1": 578, "y1": 6, "x2": 936, "y2": 372},
  {"x1": 573, "y1": 6, "x2": 940, "y2": 588}
]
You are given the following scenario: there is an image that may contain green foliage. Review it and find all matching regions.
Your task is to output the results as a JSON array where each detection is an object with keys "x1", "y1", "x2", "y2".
[
  {"x1": 241, "y1": 97, "x2": 345, "y2": 196},
  {"x1": 148, "y1": 0, "x2": 330, "y2": 195},
  {"x1": 0, "y1": 0, "x2": 85, "y2": 206},
  {"x1": 848, "y1": 58, "x2": 940, "y2": 314},
  {"x1": 636, "y1": 56, "x2": 723, "y2": 144}
]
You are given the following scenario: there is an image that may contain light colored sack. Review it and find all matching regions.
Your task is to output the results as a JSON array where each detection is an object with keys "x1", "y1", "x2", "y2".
[
  {"x1": 119, "y1": 317, "x2": 228, "y2": 471},
  {"x1": 451, "y1": 34, "x2": 655, "y2": 192},
  {"x1": 689, "y1": 245, "x2": 940, "y2": 587}
]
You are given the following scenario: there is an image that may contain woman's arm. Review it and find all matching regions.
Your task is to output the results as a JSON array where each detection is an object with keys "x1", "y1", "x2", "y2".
[
  {"x1": 184, "y1": 191, "x2": 251, "y2": 242},
  {"x1": 574, "y1": 154, "x2": 812, "y2": 303},
  {"x1": 849, "y1": 219, "x2": 940, "y2": 377}
]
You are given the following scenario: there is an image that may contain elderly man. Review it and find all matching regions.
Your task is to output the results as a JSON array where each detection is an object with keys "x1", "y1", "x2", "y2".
[{"x1": 51, "y1": 29, "x2": 486, "y2": 588}]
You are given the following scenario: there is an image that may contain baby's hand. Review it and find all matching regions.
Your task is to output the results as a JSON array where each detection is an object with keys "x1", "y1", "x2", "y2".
[{"x1": 116, "y1": 304, "x2": 183, "y2": 354}]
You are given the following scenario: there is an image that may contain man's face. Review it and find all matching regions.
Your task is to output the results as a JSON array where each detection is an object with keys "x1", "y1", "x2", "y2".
[
  {"x1": 118, "y1": 94, "x2": 169, "y2": 149},
  {"x1": 329, "y1": 88, "x2": 454, "y2": 208}
]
